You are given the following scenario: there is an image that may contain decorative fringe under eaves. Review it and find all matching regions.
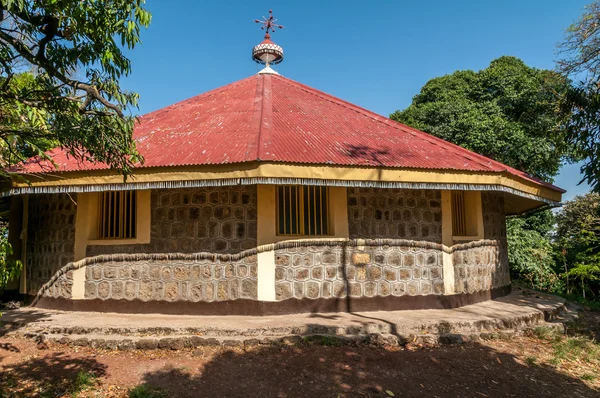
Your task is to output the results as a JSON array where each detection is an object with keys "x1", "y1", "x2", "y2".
[{"x1": 4, "y1": 177, "x2": 559, "y2": 206}]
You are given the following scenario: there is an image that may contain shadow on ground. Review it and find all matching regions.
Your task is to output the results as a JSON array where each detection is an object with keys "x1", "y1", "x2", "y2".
[
  {"x1": 0, "y1": 308, "x2": 52, "y2": 336},
  {"x1": 0, "y1": 351, "x2": 107, "y2": 396},
  {"x1": 138, "y1": 343, "x2": 598, "y2": 398}
]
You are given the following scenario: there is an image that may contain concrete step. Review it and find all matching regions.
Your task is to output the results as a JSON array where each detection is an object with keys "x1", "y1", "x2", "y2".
[
  {"x1": 14, "y1": 320, "x2": 567, "y2": 351},
  {"x1": 1, "y1": 290, "x2": 570, "y2": 350},
  {"x1": 5, "y1": 303, "x2": 565, "y2": 339}
]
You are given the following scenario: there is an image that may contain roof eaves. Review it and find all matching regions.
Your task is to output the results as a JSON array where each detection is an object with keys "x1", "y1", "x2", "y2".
[{"x1": 271, "y1": 75, "x2": 562, "y2": 191}]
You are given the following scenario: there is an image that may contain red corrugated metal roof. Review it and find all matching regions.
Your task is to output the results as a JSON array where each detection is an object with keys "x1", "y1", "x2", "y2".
[{"x1": 14, "y1": 73, "x2": 564, "y2": 193}]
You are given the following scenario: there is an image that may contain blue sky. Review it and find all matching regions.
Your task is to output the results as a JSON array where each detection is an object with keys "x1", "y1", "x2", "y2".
[{"x1": 122, "y1": 0, "x2": 592, "y2": 200}]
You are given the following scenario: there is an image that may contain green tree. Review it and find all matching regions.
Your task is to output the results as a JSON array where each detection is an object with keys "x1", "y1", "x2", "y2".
[
  {"x1": 0, "y1": 0, "x2": 152, "y2": 175},
  {"x1": 557, "y1": 1, "x2": 600, "y2": 192},
  {"x1": 555, "y1": 193, "x2": 600, "y2": 300},
  {"x1": 391, "y1": 56, "x2": 571, "y2": 180},
  {"x1": 0, "y1": 0, "x2": 151, "y2": 293},
  {"x1": 391, "y1": 56, "x2": 572, "y2": 291},
  {"x1": 506, "y1": 217, "x2": 561, "y2": 292}
]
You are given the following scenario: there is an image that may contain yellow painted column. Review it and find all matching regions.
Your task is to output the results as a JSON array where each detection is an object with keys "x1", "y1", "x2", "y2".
[
  {"x1": 257, "y1": 185, "x2": 277, "y2": 301},
  {"x1": 71, "y1": 190, "x2": 152, "y2": 299},
  {"x1": 256, "y1": 185, "x2": 349, "y2": 301},
  {"x1": 72, "y1": 193, "x2": 93, "y2": 299},
  {"x1": 330, "y1": 186, "x2": 350, "y2": 238},
  {"x1": 474, "y1": 192, "x2": 485, "y2": 239},
  {"x1": 441, "y1": 191, "x2": 455, "y2": 295}
]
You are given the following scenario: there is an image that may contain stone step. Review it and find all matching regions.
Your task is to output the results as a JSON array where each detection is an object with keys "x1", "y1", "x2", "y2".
[
  {"x1": 2, "y1": 290, "x2": 570, "y2": 350},
  {"x1": 15, "y1": 320, "x2": 566, "y2": 351},
  {"x1": 7, "y1": 305, "x2": 562, "y2": 339}
]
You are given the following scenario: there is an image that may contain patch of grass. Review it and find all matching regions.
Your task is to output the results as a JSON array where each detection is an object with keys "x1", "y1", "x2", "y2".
[
  {"x1": 552, "y1": 336, "x2": 600, "y2": 365},
  {"x1": 530, "y1": 326, "x2": 561, "y2": 341},
  {"x1": 2, "y1": 375, "x2": 17, "y2": 388},
  {"x1": 69, "y1": 371, "x2": 96, "y2": 397},
  {"x1": 581, "y1": 374, "x2": 597, "y2": 382},
  {"x1": 525, "y1": 356, "x2": 537, "y2": 365},
  {"x1": 129, "y1": 384, "x2": 168, "y2": 398}
]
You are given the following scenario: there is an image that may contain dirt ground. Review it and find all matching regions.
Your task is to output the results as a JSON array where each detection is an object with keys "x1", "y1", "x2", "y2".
[{"x1": 0, "y1": 326, "x2": 599, "y2": 398}]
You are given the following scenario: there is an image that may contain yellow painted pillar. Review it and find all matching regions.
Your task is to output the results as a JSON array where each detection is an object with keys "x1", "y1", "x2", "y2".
[
  {"x1": 257, "y1": 185, "x2": 277, "y2": 301},
  {"x1": 441, "y1": 191, "x2": 455, "y2": 295},
  {"x1": 71, "y1": 193, "x2": 93, "y2": 299},
  {"x1": 256, "y1": 185, "x2": 349, "y2": 301},
  {"x1": 71, "y1": 190, "x2": 152, "y2": 299},
  {"x1": 330, "y1": 186, "x2": 350, "y2": 239}
]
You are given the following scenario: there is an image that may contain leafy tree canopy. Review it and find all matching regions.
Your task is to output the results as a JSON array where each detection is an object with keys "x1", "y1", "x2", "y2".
[
  {"x1": 391, "y1": 56, "x2": 573, "y2": 181},
  {"x1": 554, "y1": 193, "x2": 600, "y2": 299},
  {"x1": 557, "y1": 1, "x2": 600, "y2": 192},
  {"x1": 0, "y1": 0, "x2": 151, "y2": 176},
  {"x1": 506, "y1": 217, "x2": 561, "y2": 292},
  {"x1": 390, "y1": 56, "x2": 573, "y2": 293}
]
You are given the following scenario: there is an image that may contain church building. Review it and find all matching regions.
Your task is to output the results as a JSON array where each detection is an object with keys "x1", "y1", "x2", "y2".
[{"x1": 3, "y1": 11, "x2": 564, "y2": 315}]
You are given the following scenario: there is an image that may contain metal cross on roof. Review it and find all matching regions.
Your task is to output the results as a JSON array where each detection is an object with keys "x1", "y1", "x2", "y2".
[{"x1": 254, "y1": 9, "x2": 284, "y2": 39}]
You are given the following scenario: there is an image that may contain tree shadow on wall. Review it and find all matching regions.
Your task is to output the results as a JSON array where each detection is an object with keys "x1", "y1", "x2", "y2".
[
  {"x1": 306, "y1": 242, "x2": 404, "y2": 336},
  {"x1": 136, "y1": 343, "x2": 599, "y2": 398},
  {"x1": 0, "y1": 351, "x2": 107, "y2": 396}
]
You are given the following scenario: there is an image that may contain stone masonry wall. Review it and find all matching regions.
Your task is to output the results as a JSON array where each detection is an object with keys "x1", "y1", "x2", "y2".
[
  {"x1": 274, "y1": 243, "x2": 444, "y2": 301},
  {"x1": 483, "y1": 192, "x2": 510, "y2": 288},
  {"x1": 453, "y1": 192, "x2": 510, "y2": 293},
  {"x1": 84, "y1": 255, "x2": 258, "y2": 302},
  {"x1": 347, "y1": 188, "x2": 442, "y2": 243},
  {"x1": 87, "y1": 186, "x2": 257, "y2": 256},
  {"x1": 83, "y1": 186, "x2": 258, "y2": 302},
  {"x1": 26, "y1": 193, "x2": 76, "y2": 296}
]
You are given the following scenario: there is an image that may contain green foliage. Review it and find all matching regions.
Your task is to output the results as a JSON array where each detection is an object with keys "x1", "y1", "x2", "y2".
[
  {"x1": 0, "y1": 222, "x2": 21, "y2": 289},
  {"x1": 391, "y1": 56, "x2": 573, "y2": 180},
  {"x1": 556, "y1": 1, "x2": 600, "y2": 192},
  {"x1": 69, "y1": 371, "x2": 96, "y2": 397},
  {"x1": 391, "y1": 56, "x2": 572, "y2": 292},
  {"x1": 0, "y1": 0, "x2": 152, "y2": 176},
  {"x1": 128, "y1": 384, "x2": 167, "y2": 398},
  {"x1": 552, "y1": 336, "x2": 600, "y2": 366},
  {"x1": 557, "y1": 83, "x2": 600, "y2": 192},
  {"x1": 529, "y1": 326, "x2": 562, "y2": 341},
  {"x1": 581, "y1": 374, "x2": 596, "y2": 382},
  {"x1": 506, "y1": 216, "x2": 561, "y2": 292},
  {"x1": 555, "y1": 193, "x2": 600, "y2": 300}
]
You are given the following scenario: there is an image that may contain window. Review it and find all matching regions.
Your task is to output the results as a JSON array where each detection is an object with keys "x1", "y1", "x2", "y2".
[
  {"x1": 97, "y1": 191, "x2": 137, "y2": 239},
  {"x1": 451, "y1": 190, "x2": 482, "y2": 238},
  {"x1": 277, "y1": 185, "x2": 330, "y2": 236},
  {"x1": 452, "y1": 191, "x2": 467, "y2": 236}
]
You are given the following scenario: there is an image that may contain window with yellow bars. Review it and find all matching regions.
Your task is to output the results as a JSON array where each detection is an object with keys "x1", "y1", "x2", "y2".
[
  {"x1": 451, "y1": 191, "x2": 467, "y2": 237},
  {"x1": 98, "y1": 191, "x2": 137, "y2": 239},
  {"x1": 276, "y1": 186, "x2": 330, "y2": 236}
]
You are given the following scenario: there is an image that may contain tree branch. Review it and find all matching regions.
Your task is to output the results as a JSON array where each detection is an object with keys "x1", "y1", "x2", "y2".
[{"x1": 0, "y1": 28, "x2": 125, "y2": 117}]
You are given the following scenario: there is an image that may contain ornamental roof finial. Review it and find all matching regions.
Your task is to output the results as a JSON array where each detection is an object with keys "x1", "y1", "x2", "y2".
[
  {"x1": 252, "y1": 9, "x2": 284, "y2": 71},
  {"x1": 254, "y1": 9, "x2": 284, "y2": 40}
]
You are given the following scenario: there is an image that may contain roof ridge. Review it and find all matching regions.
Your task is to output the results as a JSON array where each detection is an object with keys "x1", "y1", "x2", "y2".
[
  {"x1": 272, "y1": 75, "x2": 512, "y2": 173},
  {"x1": 257, "y1": 74, "x2": 273, "y2": 160},
  {"x1": 245, "y1": 75, "x2": 264, "y2": 161}
]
